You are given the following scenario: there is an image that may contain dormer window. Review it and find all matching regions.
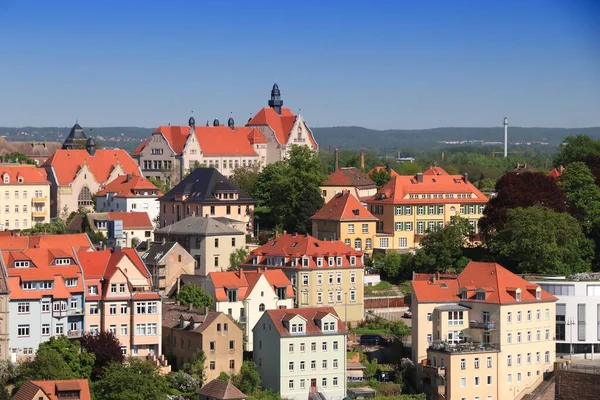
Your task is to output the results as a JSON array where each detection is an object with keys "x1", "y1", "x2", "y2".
[
  {"x1": 252, "y1": 256, "x2": 258, "y2": 265},
  {"x1": 226, "y1": 289, "x2": 238, "y2": 302},
  {"x1": 322, "y1": 321, "x2": 337, "y2": 332},
  {"x1": 291, "y1": 323, "x2": 304, "y2": 334},
  {"x1": 277, "y1": 287, "x2": 287, "y2": 300},
  {"x1": 349, "y1": 256, "x2": 356, "y2": 266},
  {"x1": 65, "y1": 278, "x2": 78, "y2": 287},
  {"x1": 291, "y1": 257, "x2": 297, "y2": 267},
  {"x1": 515, "y1": 289, "x2": 522, "y2": 302},
  {"x1": 2, "y1": 174, "x2": 9, "y2": 184},
  {"x1": 22, "y1": 282, "x2": 34, "y2": 290},
  {"x1": 14, "y1": 261, "x2": 30, "y2": 268},
  {"x1": 461, "y1": 289, "x2": 467, "y2": 300},
  {"x1": 336, "y1": 257, "x2": 343, "y2": 266},
  {"x1": 55, "y1": 258, "x2": 71, "y2": 266},
  {"x1": 302, "y1": 257, "x2": 309, "y2": 268},
  {"x1": 476, "y1": 291, "x2": 486, "y2": 301},
  {"x1": 88, "y1": 286, "x2": 98, "y2": 295},
  {"x1": 328, "y1": 257, "x2": 334, "y2": 267},
  {"x1": 316, "y1": 258, "x2": 323, "y2": 267},
  {"x1": 536, "y1": 287, "x2": 541, "y2": 300}
]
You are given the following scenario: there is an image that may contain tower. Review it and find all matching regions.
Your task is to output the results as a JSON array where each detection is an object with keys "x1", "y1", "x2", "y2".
[
  {"x1": 85, "y1": 137, "x2": 96, "y2": 156},
  {"x1": 503, "y1": 117, "x2": 508, "y2": 158},
  {"x1": 189, "y1": 115, "x2": 196, "y2": 130},
  {"x1": 62, "y1": 122, "x2": 88, "y2": 150},
  {"x1": 268, "y1": 83, "x2": 283, "y2": 115}
]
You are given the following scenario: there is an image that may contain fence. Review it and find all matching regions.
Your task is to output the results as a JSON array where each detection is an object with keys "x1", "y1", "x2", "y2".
[{"x1": 365, "y1": 296, "x2": 405, "y2": 310}]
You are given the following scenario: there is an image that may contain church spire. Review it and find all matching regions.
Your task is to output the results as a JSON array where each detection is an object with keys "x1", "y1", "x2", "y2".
[{"x1": 268, "y1": 83, "x2": 283, "y2": 115}]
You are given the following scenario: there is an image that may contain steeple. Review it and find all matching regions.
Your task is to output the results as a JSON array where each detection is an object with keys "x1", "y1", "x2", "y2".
[
  {"x1": 189, "y1": 112, "x2": 195, "y2": 130},
  {"x1": 268, "y1": 83, "x2": 283, "y2": 115},
  {"x1": 85, "y1": 137, "x2": 96, "y2": 156},
  {"x1": 62, "y1": 122, "x2": 88, "y2": 150}
]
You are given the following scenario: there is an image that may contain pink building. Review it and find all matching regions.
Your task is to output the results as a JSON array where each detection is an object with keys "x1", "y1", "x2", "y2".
[{"x1": 76, "y1": 248, "x2": 161, "y2": 357}]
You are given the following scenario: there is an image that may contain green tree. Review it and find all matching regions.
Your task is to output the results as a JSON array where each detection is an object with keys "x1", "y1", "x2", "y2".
[
  {"x1": 80, "y1": 331, "x2": 125, "y2": 379},
  {"x1": 229, "y1": 163, "x2": 261, "y2": 198},
  {"x1": 372, "y1": 252, "x2": 414, "y2": 282},
  {"x1": 554, "y1": 135, "x2": 600, "y2": 167},
  {"x1": 231, "y1": 361, "x2": 261, "y2": 395},
  {"x1": 0, "y1": 380, "x2": 8, "y2": 400},
  {"x1": 1, "y1": 152, "x2": 35, "y2": 164},
  {"x1": 560, "y1": 162, "x2": 600, "y2": 235},
  {"x1": 217, "y1": 372, "x2": 230, "y2": 381},
  {"x1": 413, "y1": 217, "x2": 472, "y2": 273},
  {"x1": 24, "y1": 218, "x2": 67, "y2": 235},
  {"x1": 176, "y1": 285, "x2": 213, "y2": 309},
  {"x1": 228, "y1": 248, "x2": 249, "y2": 271},
  {"x1": 286, "y1": 185, "x2": 324, "y2": 234},
  {"x1": 167, "y1": 371, "x2": 200, "y2": 399},
  {"x1": 181, "y1": 349, "x2": 206, "y2": 386},
  {"x1": 147, "y1": 176, "x2": 171, "y2": 194},
  {"x1": 93, "y1": 358, "x2": 170, "y2": 400},
  {"x1": 369, "y1": 169, "x2": 392, "y2": 189},
  {"x1": 489, "y1": 206, "x2": 594, "y2": 275}
]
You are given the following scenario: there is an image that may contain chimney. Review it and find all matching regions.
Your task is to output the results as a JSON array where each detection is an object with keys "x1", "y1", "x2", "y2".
[
  {"x1": 188, "y1": 303, "x2": 193, "y2": 311},
  {"x1": 334, "y1": 149, "x2": 339, "y2": 171},
  {"x1": 274, "y1": 231, "x2": 279, "y2": 239},
  {"x1": 385, "y1": 163, "x2": 391, "y2": 173},
  {"x1": 125, "y1": 174, "x2": 131, "y2": 182},
  {"x1": 463, "y1": 172, "x2": 469, "y2": 183},
  {"x1": 416, "y1": 173, "x2": 423, "y2": 183},
  {"x1": 360, "y1": 153, "x2": 365, "y2": 172},
  {"x1": 431, "y1": 274, "x2": 437, "y2": 284}
]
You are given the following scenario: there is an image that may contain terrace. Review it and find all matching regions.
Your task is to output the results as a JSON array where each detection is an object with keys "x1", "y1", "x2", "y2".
[{"x1": 429, "y1": 340, "x2": 500, "y2": 354}]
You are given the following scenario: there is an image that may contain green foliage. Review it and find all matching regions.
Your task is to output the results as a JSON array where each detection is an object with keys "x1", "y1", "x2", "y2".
[
  {"x1": 181, "y1": 349, "x2": 206, "y2": 386},
  {"x1": 22, "y1": 218, "x2": 67, "y2": 235},
  {"x1": 413, "y1": 217, "x2": 472, "y2": 273},
  {"x1": 353, "y1": 316, "x2": 410, "y2": 337},
  {"x1": 93, "y1": 358, "x2": 170, "y2": 400},
  {"x1": 228, "y1": 248, "x2": 249, "y2": 271},
  {"x1": 175, "y1": 284, "x2": 213, "y2": 309},
  {"x1": 229, "y1": 163, "x2": 261, "y2": 198},
  {"x1": 147, "y1": 176, "x2": 171, "y2": 194},
  {"x1": 554, "y1": 135, "x2": 600, "y2": 167},
  {"x1": 231, "y1": 361, "x2": 261, "y2": 396},
  {"x1": 1, "y1": 152, "x2": 35, "y2": 164},
  {"x1": 369, "y1": 169, "x2": 392, "y2": 189},
  {"x1": 167, "y1": 371, "x2": 200, "y2": 399},
  {"x1": 490, "y1": 206, "x2": 594, "y2": 275},
  {"x1": 372, "y1": 252, "x2": 414, "y2": 282},
  {"x1": 360, "y1": 354, "x2": 379, "y2": 379},
  {"x1": 0, "y1": 380, "x2": 8, "y2": 400},
  {"x1": 87, "y1": 230, "x2": 106, "y2": 245},
  {"x1": 560, "y1": 162, "x2": 600, "y2": 235},
  {"x1": 217, "y1": 372, "x2": 230, "y2": 381}
]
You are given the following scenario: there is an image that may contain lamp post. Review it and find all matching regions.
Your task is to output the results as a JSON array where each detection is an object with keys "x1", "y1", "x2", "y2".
[{"x1": 567, "y1": 318, "x2": 576, "y2": 360}]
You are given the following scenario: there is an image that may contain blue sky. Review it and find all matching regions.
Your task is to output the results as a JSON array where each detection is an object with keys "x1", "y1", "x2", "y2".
[{"x1": 0, "y1": 0, "x2": 598, "y2": 129}]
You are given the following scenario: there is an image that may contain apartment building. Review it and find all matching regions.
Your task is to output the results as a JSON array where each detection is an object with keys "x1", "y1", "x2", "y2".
[
  {"x1": 76, "y1": 248, "x2": 161, "y2": 357},
  {"x1": 365, "y1": 166, "x2": 488, "y2": 250},
  {"x1": 95, "y1": 174, "x2": 162, "y2": 225},
  {"x1": 162, "y1": 303, "x2": 243, "y2": 381},
  {"x1": 154, "y1": 216, "x2": 245, "y2": 276},
  {"x1": 0, "y1": 164, "x2": 51, "y2": 230},
  {"x1": 140, "y1": 241, "x2": 196, "y2": 296},
  {"x1": 68, "y1": 211, "x2": 154, "y2": 247},
  {"x1": 42, "y1": 138, "x2": 141, "y2": 218},
  {"x1": 158, "y1": 168, "x2": 254, "y2": 232},
  {"x1": 1, "y1": 248, "x2": 85, "y2": 360},
  {"x1": 240, "y1": 233, "x2": 364, "y2": 325},
  {"x1": 204, "y1": 269, "x2": 295, "y2": 351},
  {"x1": 12, "y1": 379, "x2": 92, "y2": 400},
  {"x1": 253, "y1": 307, "x2": 347, "y2": 400},
  {"x1": 412, "y1": 262, "x2": 557, "y2": 400},
  {"x1": 311, "y1": 191, "x2": 378, "y2": 256}
]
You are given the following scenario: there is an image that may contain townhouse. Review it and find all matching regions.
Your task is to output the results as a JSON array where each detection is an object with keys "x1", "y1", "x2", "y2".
[
  {"x1": 68, "y1": 211, "x2": 154, "y2": 247},
  {"x1": 253, "y1": 307, "x2": 347, "y2": 400},
  {"x1": 1, "y1": 248, "x2": 85, "y2": 360},
  {"x1": 140, "y1": 240, "x2": 196, "y2": 296},
  {"x1": 162, "y1": 303, "x2": 243, "y2": 381},
  {"x1": 0, "y1": 164, "x2": 51, "y2": 230},
  {"x1": 365, "y1": 166, "x2": 488, "y2": 250},
  {"x1": 311, "y1": 191, "x2": 378, "y2": 256},
  {"x1": 412, "y1": 261, "x2": 557, "y2": 400},
  {"x1": 76, "y1": 248, "x2": 161, "y2": 357},
  {"x1": 204, "y1": 269, "x2": 295, "y2": 351},
  {"x1": 240, "y1": 233, "x2": 364, "y2": 325}
]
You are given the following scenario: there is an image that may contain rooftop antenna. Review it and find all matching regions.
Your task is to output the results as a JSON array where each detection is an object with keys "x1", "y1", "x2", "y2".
[{"x1": 503, "y1": 117, "x2": 508, "y2": 158}]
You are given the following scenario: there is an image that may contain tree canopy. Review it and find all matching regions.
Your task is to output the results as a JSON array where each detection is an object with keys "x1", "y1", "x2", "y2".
[
  {"x1": 489, "y1": 206, "x2": 594, "y2": 275},
  {"x1": 231, "y1": 361, "x2": 261, "y2": 396},
  {"x1": 80, "y1": 331, "x2": 124, "y2": 379},
  {"x1": 228, "y1": 248, "x2": 249, "y2": 271},
  {"x1": 229, "y1": 163, "x2": 261, "y2": 199},
  {"x1": 93, "y1": 359, "x2": 170, "y2": 400},
  {"x1": 369, "y1": 169, "x2": 392, "y2": 189},
  {"x1": 553, "y1": 135, "x2": 600, "y2": 167},
  {"x1": 413, "y1": 217, "x2": 472, "y2": 273},
  {"x1": 175, "y1": 284, "x2": 212, "y2": 309}
]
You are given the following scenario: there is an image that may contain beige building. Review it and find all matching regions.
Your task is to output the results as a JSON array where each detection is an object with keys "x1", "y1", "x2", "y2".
[
  {"x1": 311, "y1": 191, "x2": 378, "y2": 256},
  {"x1": 252, "y1": 307, "x2": 347, "y2": 400},
  {"x1": 365, "y1": 166, "x2": 488, "y2": 250},
  {"x1": 140, "y1": 241, "x2": 196, "y2": 296},
  {"x1": 0, "y1": 164, "x2": 51, "y2": 230},
  {"x1": 154, "y1": 216, "x2": 246, "y2": 276},
  {"x1": 412, "y1": 262, "x2": 557, "y2": 400},
  {"x1": 42, "y1": 138, "x2": 141, "y2": 218},
  {"x1": 162, "y1": 303, "x2": 243, "y2": 381},
  {"x1": 240, "y1": 233, "x2": 365, "y2": 325}
]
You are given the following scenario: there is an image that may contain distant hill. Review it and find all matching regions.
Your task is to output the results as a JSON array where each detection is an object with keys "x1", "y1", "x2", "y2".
[{"x1": 2, "y1": 126, "x2": 600, "y2": 153}]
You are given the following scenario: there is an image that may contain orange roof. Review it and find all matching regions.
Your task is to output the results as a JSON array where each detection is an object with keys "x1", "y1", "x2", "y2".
[
  {"x1": 208, "y1": 269, "x2": 294, "y2": 302},
  {"x1": 311, "y1": 191, "x2": 377, "y2": 221},
  {"x1": 264, "y1": 307, "x2": 346, "y2": 337},
  {"x1": 96, "y1": 175, "x2": 162, "y2": 198},
  {"x1": 247, "y1": 128, "x2": 267, "y2": 144},
  {"x1": 366, "y1": 173, "x2": 488, "y2": 205},
  {"x1": 322, "y1": 167, "x2": 376, "y2": 188},
  {"x1": 367, "y1": 166, "x2": 401, "y2": 178},
  {"x1": 13, "y1": 380, "x2": 91, "y2": 400},
  {"x1": 422, "y1": 166, "x2": 449, "y2": 176},
  {"x1": 42, "y1": 149, "x2": 140, "y2": 186},
  {"x1": 154, "y1": 126, "x2": 190, "y2": 154},
  {"x1": 412, "y1": 261, "x2": 557, "y2": 304},
  {"x1": 0, "y1": 233, "x2": 92, "y2": 253},
  {"x1": 242, "y1": 233, "x2": 363, "y2": 269},
  {"x1": 106, "y1": 212, "x2": 153, "y2": 229},
  {"x1": 547, "y1": 166, "x2": 565, "y2": 178},
  {"x1": 0, "y1": 164, "x2": 49, "y2": 185},
  {"x1": 248, "y1": 107, "x2": 318, "y2": 148}
]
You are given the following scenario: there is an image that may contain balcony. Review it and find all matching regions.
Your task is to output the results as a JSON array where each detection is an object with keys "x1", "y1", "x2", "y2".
[
  {"x1": 67, "y1": 329, "x2": 82, "y2": 338},
  {"x1": 32, "y1": 197, "x2": 48, "y2": 203},
  {"x1": 68, "y1": 308, "x2": 85, "y2": 316},
  {"x1": 32, "y1": 210, "x2": 47, "y2": 218},
  {"x1": 469, "y1": 320, "x2": 496, "y2": 330},
  {"x1": 422, "y1": 364, "x2": 446, "y2": 377},
  {"x1": 53, "y1": 310, "x2": 67, "y2": 318},
  {"x1": 429, "y1": 340, "x2": 500, "y2": 354}
]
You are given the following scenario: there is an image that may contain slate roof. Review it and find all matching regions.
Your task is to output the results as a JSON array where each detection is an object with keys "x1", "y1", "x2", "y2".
[
  {"x1": 156, "y1": 216, "x2": 244, "y2": 237},
  {"x1": 198, "y1": 379, "x2": 246, "y2": 400},
  {"x1": 140, "y1": 241, "x2": 178, "y2": 265},
  {"x1": 160, "y1": 168, "x2": 254, "y2": 204}
]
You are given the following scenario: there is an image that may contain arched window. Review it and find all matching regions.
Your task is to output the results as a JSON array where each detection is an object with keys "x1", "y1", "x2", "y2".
[
  {"x1": 78, "y1": 186, "x2": 94, "y2": 207},
  {"x1": 259, "y1": 303, "x2": 265, "y2": 312},
  {"x1": 354, "y1": 238, "x2": 362, "y2": 251}
]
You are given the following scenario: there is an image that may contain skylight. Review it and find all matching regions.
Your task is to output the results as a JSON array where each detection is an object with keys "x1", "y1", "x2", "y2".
[{"x1": 439, "y1": 282, "x2": 448, "y2": 288}]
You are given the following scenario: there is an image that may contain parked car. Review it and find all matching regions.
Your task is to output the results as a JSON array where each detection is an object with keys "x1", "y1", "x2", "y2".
[
  {"x1": 403, "y1": 310, "x2": 412, "y2": 318},
  {"x1": 359, "y1": 334, "x2": 387, "y2": 346}
]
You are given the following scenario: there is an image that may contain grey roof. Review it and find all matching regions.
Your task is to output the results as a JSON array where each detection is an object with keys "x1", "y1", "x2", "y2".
[
  {"x1": 156, "y1": 216, "x2": 244, "y2": 237},
  {"x1": 435, "y1": 304, "x2": 470, "y2": 312},
  {"x1": 160, "y1": 168, "x2": 254, "y2": 204},
  {"x1": 213, "y1": 216, "x2": 242, "y2": 225},
  {"x1": 179, "y1": 274, "x2": 207, "y2": 286},
  {"x1": 62, "y1": 123, "x2": 88, "y2": 149},
  {"x1": 141, "y1": 241, "x2": 178, "y2": 264}
]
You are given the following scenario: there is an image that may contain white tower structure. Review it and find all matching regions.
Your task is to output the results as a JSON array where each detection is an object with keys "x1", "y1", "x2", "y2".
[{"x1": 503, "y1": 117, "x2": 508, "y2": 158}]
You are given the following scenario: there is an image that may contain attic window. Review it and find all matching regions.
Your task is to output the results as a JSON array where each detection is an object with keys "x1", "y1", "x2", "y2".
[
  {"x1": 55, "y1": 258, "x2": 71, "y2": 266},
  {"x1": 536, "y1": 287, "x2": 541, "y2": 300},
  {"x1": 2, "y1": 174, "x2": 9, "y2": 184},
  {"x1": 476, "y1": 292, "x2": 486, "y2": 301},
  {"x1": 515, "y1": 289, "x2": 522, "y2": 302},
  {"x1": 18, "y1": 176, "x2": 24, "y2": 183},
  {"x1": 439, "y1": 282, "x2": 448, "y2": 288},
  {"x1": 270, "y1": 241, "x2": 277, "y2": 247},
  {"x1": 14, "y1": 261, "x2": 30, "y2": 268},
  {"x1": 461, "y1": 289, "x2": 467, "y2": 300},
  {"x1": 292, "y1": 242, "x2": 298, "y2": 248},
  {"x1": 352, "y1": 209, "x2": 360, "y2": 216}
]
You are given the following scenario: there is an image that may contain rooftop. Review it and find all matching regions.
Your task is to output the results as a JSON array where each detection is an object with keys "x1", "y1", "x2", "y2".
[
  {"x1": 262, "y1": 307, "x2": 346, "y2": 337},
  {"x1": 156, "y1": 216, "x2": 244, "y2": 237},
  {"x1": 197, "y1": 379, "x2": 246, "y2": 400},
  {"x1": 96, "y1": 174, "x2": 162, "y2": 198},
  {"x1": 13, "y1": 379, "x2": 91, "y2": 400},
  {"x1": 311, "y1": 191, "x2": 378, "y2": 222},
  {"x1": 321, "y1": 167, "x2": 376, "y2": 188},
  {"x1": 208, "y1": 269, "x2": 294, "y2": 302},
  {"x1": 0, "y1": 164, "x2": 49, "y2": 185}
]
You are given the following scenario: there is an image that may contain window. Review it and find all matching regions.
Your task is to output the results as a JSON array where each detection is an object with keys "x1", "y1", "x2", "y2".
[
  {"x1": 461, "y1": 378, "x2": 466, "y2": 388},
  {"x1": 536, "y1": 309, "x2": 541, "y2": 321},
  {"x1": 17, "y1": 303, "x2": 29, "y2": 314},
  {"x1": 399, "y1": 237, "x2": 408, "y2": 248},
  {"x1": 210, "y1": 342, "x2": 216, "y2": 351},
  {"x1": 289, "y1": 343, "x2": 294, "y2": 353},
  {"x1": 110, "y1": 284, "x2": 117, "y2": 293},
  {"x1": 119, "y1": 283, "x2": 126, "y2": 293},
  {"x1": 300, "y1": 343, "x2": 305, "y2": 352},
  {"x1": 362, "y1": 223, "x2": 369, "y2": 233},
  {"x1": 487, "y1": 356, "x2": 492, "y2": 368},
  {"x1": 487, "y1": 376, "x2": 492, "y2": 385},
  {"x1": 518, "y1": 373, "x2": 521, "y2": 382},
  {"x1": 41, "y1": 324, "x2": 50, "y2": 336},
  {"x1": 229, "y1": 340, "x2": 235, "y2": 350},
  {"x1": 527, "y1": 310, "x2": 532, "y2": 321},
  {"x1": 546, "y1": 308, "x2": 550, "y2": 320},
  {"x1": 18, "y1": 325, "x2": 30, "y2": 337},
  {"x1": 507, "y1": 355, "x2": 512, "y2": 366},
  {"x1": 120, "y1": 324, "x2": 128, "y2": 336},
  {"x1": 536, "y1": 352, "x2": 541, "y2": 363},
  {"x1": 474, "y1": 357, "x2": 480, "y2": 369},
  {"x1": 110, "y1": 304, "x2": 117, "y2": 315},
  {"x1": 545, "y1": 351, "x2": 550, "y2": 363},
  {"x1": 448, "y1": 311, "x2": 464, "y2": 325},
  {"x1": 311, "y1": 342, "x2": 316, "y2": 352},
  {"x1": 474, "y1": 376, "x2": 480, "y2": 387},
  {"x1": 321, "y1": 378, "x2": 327, "y2": 388},
  {"x1": 578, "y1": 303, "x2": 586, "y2": 341},
  {"x1": 508, "y1": 374, "x2": 512, "y2": 384},
  {"x1": 527, "y1": 353, "x2": 531, "y2": 364},
  {"x1": 333, "y1": 358, "x2": 339, "y2": 369},
  {"x1": 366, "y1": 238, "x2": 372, "y2": 250},
  {"x1": 214, "y1": 238, "x2": 219, "y2": 248},
  {"x1": 322, "y1": 342, "x2": 327, "y2": 351},
  {"x1": 289, "y1": 362, "x2": 294, "y2": 372},
  {"x1": 311, "y1": 360, "x2": 316, "y2": 370},
  {"x1": 259, "y1": 303, "x2": 265, "y2": 312},
  {"x1": 333, "y1": 340, "x2": 339, "y2": 350},
  {"x1": 517, "y1": 311, "x2": 522, "y2": 323},
  {"x1": 214, "y1": 256, "x2": 219, "y2": 267},
  {"x1": 379, "y1": 238, "x2": 389, "y2": 248},
  {"x1": 460, "y1": 358, "x2": 466, "y2": 370},
  {"x1": 517, "y1": 354, "x2": 521, "y2": 365},
  {"x1": 88, "y1": 286, "x2": 98, "y2": 295},
  {"x1": 527, "y1": 331, "x2": 531, "y2": 342},
  {"x1": 300, "y1": 379, "x2": 305, "y2": 389},
  {"x1": 42, "y1": 302, "x2": 50, "y2": 313},
  {"x1": 333, "y1": 377, "x2": 338, "y2": 387},
  {"x1": 70, "y1": 298, "x2": 78, "y2": 309},
  {"x1": 65, "y1": 278, "x2": 78, "y2": 287},
  {"x1": 507, "y1": 333, "x2": 512, "y2": 344},
  {"x1": 322, "y1": 360, "x2": 327, "y2": 369},
  {"x1": 348, "y1": 224, "x2": 355, "y2": 234},
  {"x1": 299, "y1": 360, "x2": 305, "y2": 371},
  {"x1": 55, "y1": 324, "x2": 64, "y2": 335},
  {"x1": 288, "y1": 380, "x2": 294, "y2": 390},
  {"x1": 121, "y1": 303, "x2": 128, "y2": 314},
  {"x1": 109, "y1": 325, "x2": 117, "y2": 335}
]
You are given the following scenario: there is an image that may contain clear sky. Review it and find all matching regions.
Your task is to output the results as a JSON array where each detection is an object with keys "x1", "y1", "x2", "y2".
[{"x1": 0, "y1": 0, "x2": 599, "y2": 130}]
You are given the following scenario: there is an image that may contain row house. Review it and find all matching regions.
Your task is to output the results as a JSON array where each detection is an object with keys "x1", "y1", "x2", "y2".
[
  {"x1": 240, "y1": 233, "x2": 364, "y2": 325},
  {"x1": 76, "y1": 248, "x2": 161, "y2": 357},
  {"x1": 365, "y1": 166, "x2": 488, "y2": 250},
  {"x1": 42, "y1": 135, "x2": 141, "y2": 218},
  {"x1": 412, "y1": 262, "x2": 557, "y2": 400},
  {"x1": 311, "y1": 191, "x2": 378, "y2": 256},
  {"x1": 158, "y1": 168, "x2": 254, "y2": 233},
  {"x1": 0, "y1": 248, "x2": 85, "y2": 360},
  {"x1": 95, "y1": 174, "x2": 162, "y2": 225},
  {"x1": 253, "y1": 307, "x2": 347, "y2": 400},
  {"x1": 0, "y1": 164, "x2": 51, "y2": 230},
  {"x1": 204, "y1": 269, "x2": 295, "y2": 351}
]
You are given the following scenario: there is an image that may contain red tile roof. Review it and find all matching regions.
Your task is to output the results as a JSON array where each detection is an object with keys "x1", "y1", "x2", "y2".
[
  {"x1": 208, "y1": 269, "x2": 294, "y2": 302},
  {"x1": 322, "y1": 167, "x2": 376, "y2": 189},
  {"x1": 422, "y1": 166, "x2": 449, "y2": 176},
  {"x1": 264, "y1": 307, "x2": 346, "y2": 337},
  {"x1": 411, "y1": 261, "x2": 557, "y2": 304},
  {"x1": 96, "y1": 175, "x2": 162, "y2": 198},
  {"x1": 12, "y1": 380, "x2": 92, "y2": 400},
  {"x1": 547, "y1": 166, "x2": 565, "y2": 178},
  {"x1": 242, "y1": 233, "x2": 363, "y2": 269},
  {"x1": 106, "y1": 212, "x2": 153, "y2": 229},
  {"x1": 0, "y1": 233, "x2": 92, "y2": 253},
  {"x1": 198, "y1": 379, "x2": 247, "y2": 400},
  {"x1": 367, "y1": 166, "x2": 401, "y2": 178},
  {"x1": 0, "y1": 165, "x2": 49, "y2": 185},
  {"x1": 42, "y1": 149, "x2": 141, "y2": 186},
  {"x1": 248, "y1": 107, "x2": 317, "y2": 148},
  {"x1": 366, "y1": 173, "x2": 488, "y2": 205},
  {"x1": 311, "y1": 191, "x2": 377, "y2": 221}
]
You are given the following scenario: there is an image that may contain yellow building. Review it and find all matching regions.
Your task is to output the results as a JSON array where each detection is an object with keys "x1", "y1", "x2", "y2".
[
  {"x1": 240, "y1": 233, "x2": 365, "y2": 325},
  {"x1": 0, "y1": 164, "x2": 50, "y2": 230},
  {"x1": 311, "y1": 191, "x2": 378, "y2": 256},
  {"x1": 412, "y1": 262, "x2": 557, "y2": 400},
  {"x1": 365, "y1": 166, "x2": 488, "y2": 250}
]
